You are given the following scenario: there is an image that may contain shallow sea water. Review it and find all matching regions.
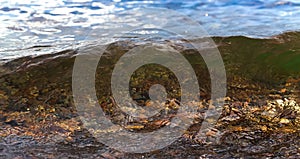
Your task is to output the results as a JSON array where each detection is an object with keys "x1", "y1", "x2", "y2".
[
  {"x1": 0, "y1": 0, "x2": 300, "y2": 60},
  {"x1": 1, "y1": 1, "x2": 300, "y2": 158}
]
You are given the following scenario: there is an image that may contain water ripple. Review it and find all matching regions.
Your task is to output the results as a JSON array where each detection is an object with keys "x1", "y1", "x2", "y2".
[{"x1": 0, "y1": 0, "x2": 299, "y2": 60}]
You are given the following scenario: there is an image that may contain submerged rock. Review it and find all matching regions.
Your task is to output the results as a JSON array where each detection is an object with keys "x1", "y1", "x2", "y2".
[{"x1": 0, "y1": 32, "x2": 299, "y2": 158}]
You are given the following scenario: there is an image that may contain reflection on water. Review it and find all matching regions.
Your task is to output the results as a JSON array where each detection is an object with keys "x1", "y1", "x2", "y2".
[{"x1": 0, "y1": 0, "x2": 300, "y2": 60}]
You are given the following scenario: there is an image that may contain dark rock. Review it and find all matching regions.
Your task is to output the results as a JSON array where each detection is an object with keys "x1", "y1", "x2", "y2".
[{"x1": 4, "y1": 120, "x2": 19, "y2": 127}]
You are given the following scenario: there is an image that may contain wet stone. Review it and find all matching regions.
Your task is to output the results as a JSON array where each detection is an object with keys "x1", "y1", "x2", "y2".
[{"x1": 0, "y1": 37, "x2": 300, "y2": 158}]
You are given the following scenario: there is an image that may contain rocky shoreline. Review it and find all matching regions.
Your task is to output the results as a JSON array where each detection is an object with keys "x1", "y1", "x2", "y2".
[{"x1": 0, "y1": 32, "x2": 300, "y2": 158}]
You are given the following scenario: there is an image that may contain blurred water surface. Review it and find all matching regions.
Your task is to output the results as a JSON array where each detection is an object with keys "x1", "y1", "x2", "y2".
[{"x1": 0, "y1": 0, "x2": 300, "y2": 60}]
